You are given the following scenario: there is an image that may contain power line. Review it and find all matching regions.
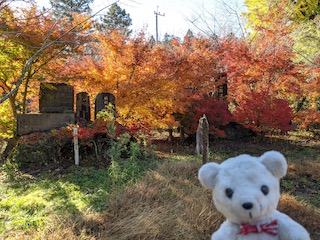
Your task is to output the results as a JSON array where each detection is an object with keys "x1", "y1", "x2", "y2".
[{"x1": 154, "y1": 6, "x2": 165, "y2": 43}]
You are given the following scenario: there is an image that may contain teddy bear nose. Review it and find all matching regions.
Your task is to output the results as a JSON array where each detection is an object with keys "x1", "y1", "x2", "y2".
[{"x1": 242, "y1": 202, "x2": 253, "y2": 210}]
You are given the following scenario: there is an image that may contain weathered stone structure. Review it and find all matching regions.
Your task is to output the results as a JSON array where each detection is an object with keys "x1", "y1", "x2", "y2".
[
  {"x1": 17, "y1": 113, "x2": 75, "y2": 136},
  {"x1": 76, "y1": 92, "x2": 91, "y2": 123},
  {"x1": 17, "y1": 83, "x2": 75, "y2": 136},
  {"x1": 94, "y1": 92, "x2": 115, "y2": 119},
  {"x1": 196, "y1": 114, "x2": 209, "y2": 164},
  {"x1": 16, "y1": 83, "x2": 116, "y2": 136},
  {"x1": 39, "y1": 83, "x2": 74, "y2": 113}
]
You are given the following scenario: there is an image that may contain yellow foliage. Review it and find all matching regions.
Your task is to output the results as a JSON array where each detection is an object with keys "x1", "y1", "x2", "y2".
[{"x1": 0, "y1": 101, "x2": 15, "y2": 138}]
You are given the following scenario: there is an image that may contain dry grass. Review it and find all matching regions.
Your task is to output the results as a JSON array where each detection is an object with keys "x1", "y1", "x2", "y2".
[
  {"x1": 97, "y1": 159, "x2": 319, "y2": 240},
  {"x1": 16, "y1": 173, "x2": 319, "y2": 240},
  {"x1": 100, "y1": 161, "x2": 223, "y2": 240},
  {"x1": 278, "y1": 194, "x2": 320, "y2": 239},
  {"x1": 3, "y1": 134, "x2": 319, "y2": 239}
]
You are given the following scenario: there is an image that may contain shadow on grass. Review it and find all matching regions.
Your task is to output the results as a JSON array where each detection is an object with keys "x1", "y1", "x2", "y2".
[
  {"x1": 0, "y1": 165, "x2": 117, "y2": 238},
  {"x1": 1, "y1": 134, "x2": 319, "y2": 239},
  {"x1": 98, "y1": 158, "x2": 320, "y2": 240}
]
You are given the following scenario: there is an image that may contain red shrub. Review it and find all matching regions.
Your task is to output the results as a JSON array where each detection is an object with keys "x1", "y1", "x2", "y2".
[
  {"x1": 233, "y1": 90, "x2": 294, "y2": 133},
  {"x1": 18, "y1": 132, "x2": 49, "y2": 144},
  {"x1": 185, "y1": 96, "x2": 233, "y2": 136}
]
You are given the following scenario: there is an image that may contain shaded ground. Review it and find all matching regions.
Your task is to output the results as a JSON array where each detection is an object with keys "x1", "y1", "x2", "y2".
[
  {"x1": 1, "y1": 132, "x2": 319, "y2": 239},
  {"x1": 154, "y1": 134, "x2": 320, "y2": 209},
  {"x1": 93, "y1": 134, "x2": 320, "y2": 239}
]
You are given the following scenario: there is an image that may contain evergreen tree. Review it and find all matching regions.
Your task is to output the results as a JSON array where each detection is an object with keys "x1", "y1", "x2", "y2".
[
  {"x1": 149, "y1": 35, "x2": 156, "y2": 46},
  {"x1": 185, "y1": 29, "x2": 194, "y2": 38},
  {"x1": 162, "y1": 33, "x2": 174, "y2": 44},
  {"x1": 49, "y1": 0, "x2": 93, "y2": 20},
  {"x1": 98, "y1": 3, "x2": 132, "y2": 36}
]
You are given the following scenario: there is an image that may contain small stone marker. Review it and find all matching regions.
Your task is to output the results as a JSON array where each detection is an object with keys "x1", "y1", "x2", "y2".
[
  {"x1": 94, "y1": 92, "x2": 115, "y2": 119},
  {"x1": 76, "y1": 92, "x2": 91, "y2": 123}
]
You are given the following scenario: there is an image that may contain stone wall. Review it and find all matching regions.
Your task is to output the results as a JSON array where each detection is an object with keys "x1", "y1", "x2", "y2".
[
  {"x1": 17, "y1": 113, "x2": 75, "y2": 136},
  {"x1": 17, "y1": 83, "x2": 75, "y2": 136},
  {"x1": 16, "y1": 82, "x2": 116, "y2": 136}
]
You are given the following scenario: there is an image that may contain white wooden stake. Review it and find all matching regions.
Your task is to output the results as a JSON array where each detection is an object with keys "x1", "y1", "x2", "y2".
[{"x1": 74, "y1": 127, "x2": 79, "y2": 166}]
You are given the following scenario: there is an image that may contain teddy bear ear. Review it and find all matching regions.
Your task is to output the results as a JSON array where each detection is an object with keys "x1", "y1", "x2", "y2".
[
  {"x1": 198, "y1": 162, "x2": 221, "y2": 189},
  {"x1": 260, "y1": 151, "x2": 288, "y2": 179}
]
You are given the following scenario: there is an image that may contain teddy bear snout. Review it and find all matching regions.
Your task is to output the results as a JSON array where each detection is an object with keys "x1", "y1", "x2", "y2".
[{"x1": 242, "y1": 202, "x2": 253, "y2": 210}]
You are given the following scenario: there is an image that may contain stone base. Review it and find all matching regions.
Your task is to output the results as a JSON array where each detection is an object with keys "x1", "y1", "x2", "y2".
[{"x1": 17, "y1": 113, "x2": 75, "y2": 136}]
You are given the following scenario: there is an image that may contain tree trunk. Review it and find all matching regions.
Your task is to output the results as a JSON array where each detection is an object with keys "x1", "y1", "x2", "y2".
[
  {"x1": 168, "y1": 128, "x2": 174, "y2": 142},
  {"x1": 179, "y1": 126, "x2": 185, "y2": 145}
]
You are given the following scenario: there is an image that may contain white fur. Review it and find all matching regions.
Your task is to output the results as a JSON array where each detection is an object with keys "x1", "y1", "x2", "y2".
[{"x1": 199, "y1": 151, "x2": 310, "y2": 240}]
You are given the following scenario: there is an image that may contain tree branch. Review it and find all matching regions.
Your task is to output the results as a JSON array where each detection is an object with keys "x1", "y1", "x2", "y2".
[{"x1": 0, "y1": 0, "x2": 119, "y2": 104}]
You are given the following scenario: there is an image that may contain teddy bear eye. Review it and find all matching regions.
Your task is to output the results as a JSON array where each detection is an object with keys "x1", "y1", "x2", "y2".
[
  {"x1": 261, "y1": 185, "x2": 269, "y2": 195},
  {"x1": 225, "y1": 188, "x2": 234, "y2": 199}
]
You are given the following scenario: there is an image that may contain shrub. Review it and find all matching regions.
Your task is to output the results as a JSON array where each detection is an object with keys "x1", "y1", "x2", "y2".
[
  {"x1": 108, "y1": 133, "x2": 154, "y2": 185},
  {"x1": 10, "y1": 132, "x2": 57, "y2": 168},
  {"x1": 176, "y1": 96, "x2": 233, "y2": 137},
  {"x1": 233, "y1": 90, "x2": 294, "y2": 134},
  {"x1": 8, "y1": 119, "x2": 156, "y2": 172}
]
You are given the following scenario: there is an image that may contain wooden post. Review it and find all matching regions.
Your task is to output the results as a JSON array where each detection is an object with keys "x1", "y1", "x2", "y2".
[
  {"x1": 196, "y1": 114, "x2": 209, "y2": 164},
  {"x1": 202, "y1": 115, "x2": 209, "y2": 164},
  {"x1": 73, "y1": 127, "x2": 79, "y2": 166}
]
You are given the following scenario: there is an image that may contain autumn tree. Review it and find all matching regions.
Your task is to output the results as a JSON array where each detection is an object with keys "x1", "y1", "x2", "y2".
[
  {"x1": 0, "y1": 1, "x2": 97, "y2": 137},
  {"x1": 64, "y1": 30, "x2": 178, "y2": 128},
  {"x1": 291, "y1": 0, "x2": 320, "y2": 21},
  {"x1": 245, "y1": 0, "x2": 320, "y2": 65},
  {"x1": 228, "y1": 0, "x2": 319, "y2": 132},
  {"x1": 221, "y1": 0, "x2": 296, "y2": 132}
]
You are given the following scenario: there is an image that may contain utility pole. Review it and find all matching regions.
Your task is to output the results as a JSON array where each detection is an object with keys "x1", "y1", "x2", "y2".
[{"x1": 154, "y1": 6, "x2": 165, "y2": 43}]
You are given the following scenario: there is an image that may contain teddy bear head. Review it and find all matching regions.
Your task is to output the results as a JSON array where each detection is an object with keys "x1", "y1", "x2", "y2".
[{"x1": 198, "y1": 151, "x2": 287, "y2": 224}]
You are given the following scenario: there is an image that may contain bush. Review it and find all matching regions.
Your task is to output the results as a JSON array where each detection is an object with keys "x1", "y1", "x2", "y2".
[
  {"x1": 175, "y1": 96, "x2": 233, "y2": 137},
  {"x1": 11, "y1": 132, "x2": 57, "y2": 168},
  {"x1": 233, "y1": 90, "x2": 294, "y2": 134},
  {"x1": 7, "y1": 119, "x2": 156, "y2": 173},
  {"x1": 108, "y1": 133, "x2": 157, "y2": 185}
]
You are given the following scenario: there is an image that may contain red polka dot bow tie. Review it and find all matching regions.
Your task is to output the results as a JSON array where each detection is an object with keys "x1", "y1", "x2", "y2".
[{"x1": 238, "y1": 219, "x2": 278, "y2": 236}]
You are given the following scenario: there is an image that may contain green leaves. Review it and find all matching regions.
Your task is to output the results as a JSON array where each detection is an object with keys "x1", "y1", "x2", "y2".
[
  {"x1": 49, "y1": 0, "x2": 94, "y2": 20},
  {"x1": 98, "y1": 3, "x2": 132, "y2": 35}
]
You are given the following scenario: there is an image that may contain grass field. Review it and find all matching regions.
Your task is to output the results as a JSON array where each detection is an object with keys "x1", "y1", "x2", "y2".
[{"x1": 0, "y1": 132, "x2": 319, "y2": 239}]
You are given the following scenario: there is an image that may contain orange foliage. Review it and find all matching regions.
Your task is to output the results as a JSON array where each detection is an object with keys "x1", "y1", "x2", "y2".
[
  {"x1": 220, "y1": 0, "x2": 319, "y2": 132},
  {"x1": 13, "y1": 0, "x2": 317, "y2": 135},
  {"x1": 61, "y1": 31, "x2": 224, "y2": 130},
  {"x1": 0, "y1": 3, "x2": 93, "y2": 124}
]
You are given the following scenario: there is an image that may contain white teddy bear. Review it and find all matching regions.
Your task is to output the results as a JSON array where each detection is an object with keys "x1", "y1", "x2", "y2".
[{"x1": 198, "y1": 151, "x2": 310, "y2": 240}]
